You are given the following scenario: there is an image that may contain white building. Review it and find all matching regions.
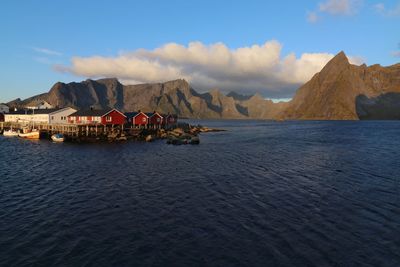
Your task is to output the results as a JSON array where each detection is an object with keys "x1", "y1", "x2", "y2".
[
  {"x1": 49, "y1": 107, "x2": 77, "y2": 124},
  {"x1": 26, "y1": 100, "x2": 54, "y2": 110},
  {"x1": 5, "y1": 107, "x2": 77, "y2": 125},
  {"x1": 0, "y1": 103, "x2": 9, "y2": 114}
]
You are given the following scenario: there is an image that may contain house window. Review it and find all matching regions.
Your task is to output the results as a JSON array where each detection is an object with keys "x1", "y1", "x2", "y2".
[
  {"x1": 106, "y1": 116, "x2": 112, "y2": 122},
  {"x1": 51, "y1": 116, "x2": 54, "y2": 120},
  {"x1": 142, "y1": 117, "x2": 146, "y2": 122},
  {"x1": 157, "y1": 117, "x2": 160, "y2": 122}
]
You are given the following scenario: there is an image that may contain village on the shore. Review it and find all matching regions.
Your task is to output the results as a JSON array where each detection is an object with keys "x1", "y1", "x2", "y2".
[{"x1": 0, "y1": 101, "x2": 222, "y2": 144}]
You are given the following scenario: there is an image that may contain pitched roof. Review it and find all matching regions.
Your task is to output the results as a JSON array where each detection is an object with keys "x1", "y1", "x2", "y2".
[
  {"x1": 69, "y1": 109, "x2": 113, "y2": 117},
  {"x1": 69, "y1": 108, "x2": 126, "y2": 117},
  {"x1": 145, "y1": 112, "x2": 163, "y2": 118},
  {"x1": 125, "y1": 111, "x2": 150, "y2": 119},
  {"x1": 104, "y1": 108, "x2": 126, "y2": 117},
  {"x1": 7, "y1": 108, "x2": 63, "y2": 115},
  {"x1": 162, "y1": 113, "x2": 178, "y2": 118},
  {"x1": 49, "y1": 107, "x2": 77, "y2": 114}
]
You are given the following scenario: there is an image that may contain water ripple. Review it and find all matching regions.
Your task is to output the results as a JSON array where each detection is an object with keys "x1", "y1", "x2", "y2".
[{"x1": 1, "y1": 120, "x2": 400, "y2": 266}]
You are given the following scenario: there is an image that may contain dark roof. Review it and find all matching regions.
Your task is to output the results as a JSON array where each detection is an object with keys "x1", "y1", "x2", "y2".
[
  {"x1": 125, "y1": 112, "x2": 143, "y2": 119},
  {"x1": 7, "y1": 108, "x2": 62, "y2": 115},
  {"x1": 145, "y1": 112, "x2": 163, "y2": 117},
  {"x1": 124, "y1": 111, "x2": 177, "y2": 119},
  {"x1": 69, "y1": 109, "x2": 113, "y2": 117}
]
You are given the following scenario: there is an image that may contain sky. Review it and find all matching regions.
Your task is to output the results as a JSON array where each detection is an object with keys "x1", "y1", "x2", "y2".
[{"x1": 0, "y1": 0, "x2": 399, "y2": 103}]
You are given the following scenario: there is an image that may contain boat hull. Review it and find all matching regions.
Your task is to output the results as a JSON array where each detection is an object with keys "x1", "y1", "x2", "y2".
[
  {"x1": 51, "y1": 134, "x2": 65, "y2": 142},
  {"x1": 19, "y1": 131, "x2": 40, "y2": 139},
  {"x1": 3, "y1": 131, "x2": 19, "y2": 137}
]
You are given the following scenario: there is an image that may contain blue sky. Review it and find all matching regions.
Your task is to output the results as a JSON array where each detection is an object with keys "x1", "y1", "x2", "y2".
[{"x1": 0, "y1": 0, "x2": 399, "y2": 103}]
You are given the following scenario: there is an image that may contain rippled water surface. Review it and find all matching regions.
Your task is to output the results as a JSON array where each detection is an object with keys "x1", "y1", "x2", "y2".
[{"x1": 1, "y1": 120, "x2": 400, "y2": 266}]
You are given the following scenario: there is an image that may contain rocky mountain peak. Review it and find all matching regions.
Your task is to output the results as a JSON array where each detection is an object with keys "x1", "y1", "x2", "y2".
[
  {"x1": 281, "y1": 51, "x2": 400, "y2": 120},
  {"x1": 325, "y1": 51, "x2": 350, "y2": 68},
  {"x1": 317, "y1": 51, "x2": 351, "y2": 82},
  {"x1": 249, "y1": 93, "x2": 264, "y2": 102}
]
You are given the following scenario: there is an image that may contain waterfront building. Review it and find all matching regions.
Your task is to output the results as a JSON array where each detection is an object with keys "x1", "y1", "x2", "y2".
[
  {"x1": 26, "y1": 100, "x2": 54, "y2": 110},
  {"x1": 4, "y1": 108, "x2": 71, "y2": 124},
  {"x1": 49, "y1": 107, "x2": 77, "y2": 124},
  {"x1": 68, "y1": 109, "x2": 126, "y2": 125},
  {"x1": 146, "y1": 112, "x2": 164, "y2": 128},
  {"x1": 124, "y1": 111, "x2": 149, "y2": 128},
  {"x1": 163, "y1": 114, "x2": 178, "y2": 126}
]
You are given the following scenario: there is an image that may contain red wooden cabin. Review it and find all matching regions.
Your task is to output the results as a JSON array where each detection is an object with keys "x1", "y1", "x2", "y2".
[
  {"x1": 101, "y1": 109, "x2": 126, "y2": 125},
  {"x1": 68, "y1": 108, "x2": 126, "y2": 125},
  {"x1": 163, "y1": 114, "x2": 178, "y2": 125},
  {"x1": 125, "y1": 111, "x2": 149, "y2": 128},
  {"x1": 146, "y1": 112, "x2": 163, "y2": 128}
]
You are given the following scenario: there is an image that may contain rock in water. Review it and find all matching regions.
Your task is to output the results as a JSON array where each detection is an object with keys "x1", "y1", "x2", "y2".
[
  {"x1": 190, "y1": 136, "x2": 200, "y2": 145},
  {"x1": 145, "y1": 135, "x2": 153, "y2": 142}
]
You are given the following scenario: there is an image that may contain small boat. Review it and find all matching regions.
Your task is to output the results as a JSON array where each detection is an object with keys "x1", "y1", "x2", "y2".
[
  {"x1": 51, "y1": 133, "x2": 65, "y2": 142},
  {"x1": 19, "y1": 129, "x2": 40, "y2": 140},
  {"x1": 3, "y1": 129, "x2": 19, "y2": 137}
]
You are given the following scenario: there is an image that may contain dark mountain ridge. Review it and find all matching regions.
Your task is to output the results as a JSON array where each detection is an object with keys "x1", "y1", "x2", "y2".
[
  {"x1": 13, "y1": 78, "x2": 284, "y2": 119},
  {"x1": 9, "y1": 51, "x2": 400, "y2": 120}
]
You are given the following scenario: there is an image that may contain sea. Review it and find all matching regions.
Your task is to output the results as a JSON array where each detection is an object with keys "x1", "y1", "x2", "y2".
[{"x1": 1, "y1": 120, "x2": 399, "y2": 267}]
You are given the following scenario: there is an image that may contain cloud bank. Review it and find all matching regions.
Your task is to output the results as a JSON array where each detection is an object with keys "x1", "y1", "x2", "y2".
[
  {"x1": 55, "y1": 41, "x2": 363, "y2": 98},
  {"x1": 308, "y1": 0, "x2": 363, "y2": 23},
  {"x1": 319, "y1": 0, "x2": 361, "y2": 15}
]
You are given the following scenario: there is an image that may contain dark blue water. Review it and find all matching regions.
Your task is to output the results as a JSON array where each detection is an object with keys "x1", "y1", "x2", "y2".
[{"x1": 1, "y1": 120, "x2": 400, "y2": 267}]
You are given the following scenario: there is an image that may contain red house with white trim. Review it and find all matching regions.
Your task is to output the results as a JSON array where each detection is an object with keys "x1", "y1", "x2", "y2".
[
  {"x1": 125, "y1": 111, "x2": 149, "y2": 128},
  {"x1": 146, "y1": 112, "x2": 163, "y2": 128},
  {"x1": 68, "y1": 108, "x2": 126, "y2": 125}
]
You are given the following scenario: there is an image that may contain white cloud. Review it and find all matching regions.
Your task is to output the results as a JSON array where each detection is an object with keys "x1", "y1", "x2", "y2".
[
  {"x1": 374, "y1": 2, "x2": 400, "y2": 17},
  {"x1": 55, "y1": 41, "x2": 364, "y2": 98},
  {"x1": 319, "y1": 0, "x2": 361, "y2": 15},
  {"x1": 308, "y1": 0, "x2": 362, "y2": 23},
  {"x1": 33, "y1": 47, "x2": 62, "y2": 56}
]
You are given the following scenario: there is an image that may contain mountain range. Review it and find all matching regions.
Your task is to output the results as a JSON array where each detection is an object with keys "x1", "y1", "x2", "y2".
[{"x1": 8, "y1": 51, "x2": 400, "y2": 120}]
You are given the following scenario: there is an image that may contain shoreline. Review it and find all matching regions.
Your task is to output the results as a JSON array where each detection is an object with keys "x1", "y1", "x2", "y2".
[{"x1": 0, "y1": 122, "x2": 226, "y2": 144}]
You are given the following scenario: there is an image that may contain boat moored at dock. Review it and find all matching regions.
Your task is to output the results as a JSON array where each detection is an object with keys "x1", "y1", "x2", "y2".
[
  {"x1": 18, "y1": 128, "x2": 40, "y2": 139},
  {"x1": 3, "y1": 129, "x2": 19, "y2": 137},
  {"x1": 51, "y1": 133, "x2": 65, "y2": 142}
]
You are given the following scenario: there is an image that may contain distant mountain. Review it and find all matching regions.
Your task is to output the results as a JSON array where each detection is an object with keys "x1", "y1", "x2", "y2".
[
  {"x1": 280, "y1": 51, "x2": 400, "y2": 120},
  {"x1": 10, "y1": 51, "x2": 400, "y2": 120},
  {"x1": 12, "y1": 78, "x2": 284, "y2": 119},
  {"x1": 226, "y1": 91, "x2": 252, "y2": 101}
]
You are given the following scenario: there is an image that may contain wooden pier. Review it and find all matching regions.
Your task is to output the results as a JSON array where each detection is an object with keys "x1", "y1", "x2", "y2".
[{"x1": 0, "y1": 122, "x2": 134, "y2": 141}]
